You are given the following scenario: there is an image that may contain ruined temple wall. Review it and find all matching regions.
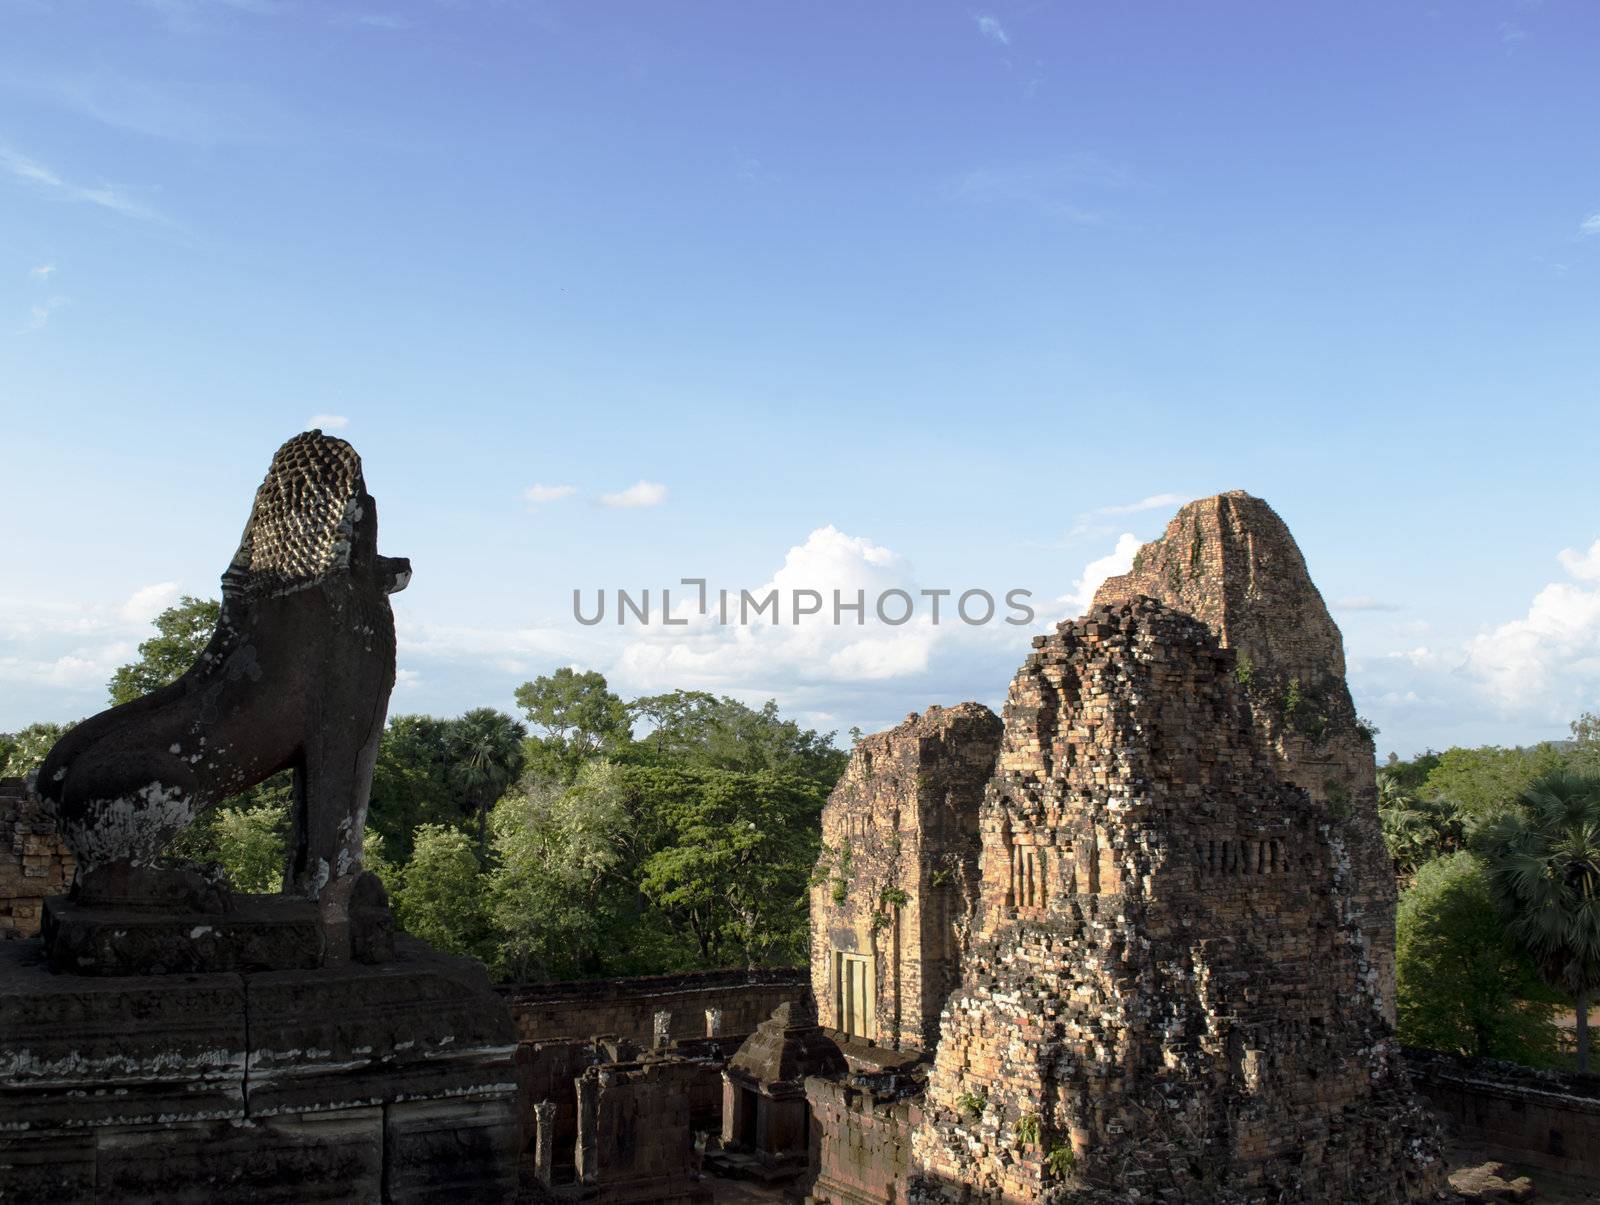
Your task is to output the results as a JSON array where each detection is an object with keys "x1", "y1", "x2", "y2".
[
  {"x1": 0, "y1": 779, "x2": 74, "y2": 940},
  {"x1": 806, "y1": 1076, "x2": 920, "y2": 1205},
  {"x1": 497, "y1": 968, "x2": 806, "y2": 1047},
  {"x1": 1091, "y1": 491, "x2": 1396, "y2": 1022},
  {"x1": 809, "y1": 705, "x2": 1000, "y2": 1053},
  {"x1": 1405, "y1": 1048, "x2": 1600, "y2": 1184},
  {"x1": 911, "y1": 601, "x2": 1443, "y2": 1203}
]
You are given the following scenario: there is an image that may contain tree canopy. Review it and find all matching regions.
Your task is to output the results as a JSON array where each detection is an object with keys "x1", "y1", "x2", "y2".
[
  {"x1": 1395, "y1": 851, "x2": 1560, "y2": 1065},
  {"x1": 106, "y1": 595, "x2": 219, "y2": 706},
  {"x1": 1473, "y1": 768, "x2": 1600, "y2": 1070}
]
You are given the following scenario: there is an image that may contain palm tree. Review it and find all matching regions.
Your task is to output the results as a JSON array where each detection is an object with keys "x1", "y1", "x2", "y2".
[
  {"x1": 448, "y1": 708, "x2": 527, "y2": 852},
  {"x1": 1472, "y1": 768, "x2": 1600, "y2": 1071}
]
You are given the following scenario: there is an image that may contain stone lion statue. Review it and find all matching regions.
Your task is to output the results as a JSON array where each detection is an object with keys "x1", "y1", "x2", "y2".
[{"x1": 36, "y1": 431, "x2": 410, "y2": 907}]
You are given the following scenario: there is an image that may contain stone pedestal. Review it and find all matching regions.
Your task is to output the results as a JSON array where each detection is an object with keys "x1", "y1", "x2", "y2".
[{"x1": 0, "y1": 935, "x2": 519, "y2": 1203}]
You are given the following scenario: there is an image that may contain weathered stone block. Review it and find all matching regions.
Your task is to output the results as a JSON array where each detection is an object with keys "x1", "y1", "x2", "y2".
[{"x1": 383, "y1": 1096, "x2": 520, "y2": 1204}]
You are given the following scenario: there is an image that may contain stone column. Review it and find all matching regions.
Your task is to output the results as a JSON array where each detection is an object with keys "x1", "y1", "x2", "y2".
[
  {"x1": 575, "y1": 1074, "x2": 598, "y2": 1186},
  {"x1": 652, "y1": 1010, "x2": 672, "y2": 1050},
  {"x1": 532, "y1": 1100, "x2": 556, "y2": 1187},
  {"x1": 705, "y1": 1008, "x2": 723, "y2": 1038}
]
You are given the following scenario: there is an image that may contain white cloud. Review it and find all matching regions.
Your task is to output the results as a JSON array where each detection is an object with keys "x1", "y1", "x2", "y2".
[
  {"x1": 120, "y1": 581, "x2": 182, "y2": 624},
  {"x1": 1464, "y1": 540, "x2": 1600, "y2": 719},
  {"x1": 30, "y1": 264, "x2": 55, "y2": 280},
  {"x1": 0, "y1": 145, "x2": 161, "y2": 222},
  {"x1": 1581, "y1": 213, "x2": 1600, "y2": 237},
  {"x1": 20, "y1": 297, "x2": 67, "y2": 333},
  {"x1": 600, "y1": 480, "x2": 668, "y2": 509},
  {"x1": 0, "y1": 588, "x2": 196, "y2": 719},
  {"x1": 523, "y1": 483, "x2": 576, "y2": 505},
  {"x1": 306, "y1": 413, "x2": 349, "y2": 431},
  {"x1": 1558, "y1": 538, "x2": 1600, "y2": 582},
  {"x1": 973, "y1": 12, "x2": 1010, "y2": 45},
  {"x1": 1056, "y1": 532, "x2": 1141, "y2": 617},
  {"x1": 615, "y1": 526, "x2": 930, "y2": 691},
  {"x1": 395, "y1": 667, "x2": 420, "y2": 690}
]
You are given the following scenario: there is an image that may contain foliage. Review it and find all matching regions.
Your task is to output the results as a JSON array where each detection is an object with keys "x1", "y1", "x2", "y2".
[
  {"x1": 1395, "y1": 852, "x2": 1560, "y2": 1065},
  {"x1": 515, "y1": 668, "x2": 630, "y2": 781},
  {"x1": 632, "y1": 766, "x2": 825, "y2": 969},
  {"x1": 957, "y1": 1089, "x2": 987, "y2": 1119},
  {"x1": 368, "y1": 714, "x2": 465, "y2": 860},
  {"x1": 1572, "y1": 713, "x2": 1600, "y2": 775},
  {"x1": 448, "y1": 707, "x2": 527, "y2": 848},
  {"x1": 212, "y1": 799, "x2": 290, "y2": 893},
  {"x1": 0, "y1": 720, "x2": 75, "y2": 780},
  {"x1": 1473, "y1": 769, "x2": 1600, "y2": 1069},
  {"x1": 1382, "y1": 749, "x2": 1443, "y2": 794},
  {"x1": 625, "y1": 690, "x2": 847, "y2": 783},
  {"x1": 1014, "y1": 1114, "x2": 1040, "y2": 1146},
  {"x1": 391, "y1": 824, "x2": 494, "y2": 961},
  {"x1": 1046, "y1": 1144, "x2": 1078, "y2": 1178},
  {"x1": 1379, "y1": 769, "x2": 1466, "y2": 878},
  {"x1": 488, "y1": 762, "x2": 634, "y2": 980},
  {"x1": 1422, "y1": 743, "x2": 1567, "y2": 824},
  {"x1": 107, "y1": 596, "x2": 219, "y2": 706}
]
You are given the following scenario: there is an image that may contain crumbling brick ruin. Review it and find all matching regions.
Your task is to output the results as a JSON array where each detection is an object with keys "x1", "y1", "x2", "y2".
[
  {"x1": 910, "y1": 599, "x2": 1443, "y2": 1201},
  {"x1": 1092, "y1": 491, "x2": 1396, "y2": 1022},
  {"x1": 810, "y1": 704, "x2": 1001, "y2": 1053},
  {"x1": 0, "y1": 778, "x2": 74, "y2": 940}
]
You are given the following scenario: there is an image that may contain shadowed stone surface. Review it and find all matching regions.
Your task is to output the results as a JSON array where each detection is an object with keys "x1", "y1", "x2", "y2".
[
  {"x1": 910, "y1": 599, "x2": 1444, "y2": 1202},
  {"x1": 0, "y1": 936, "x2": 518, "y2": 1203}
]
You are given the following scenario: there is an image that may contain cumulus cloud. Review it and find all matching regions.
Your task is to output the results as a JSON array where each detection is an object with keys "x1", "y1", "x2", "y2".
[
  {"x1": 1056, "y1": 532, "x2": 1141, "y2": 616},
  {"x1": 1466, "y1": 546, "x2": 1600, "y2": 716},
  {"x1": 522, "y1": 483, "x2": 576, "y2": 505},
  {"x1": 1558, "y1": 538, "x2": 1600, "y2": 583},
  {"x1": 1582, "y1": 213, "x2": 1600, "y2": 237},
  {"x1": 614, "y1": 526, "x2": 931, "y2": 692},
  {"x1": 120, "y1": 581, "x2": 181, "y2": 624},
  {"x1": 600, "y1": 480, "x2": 668, "y2": 509},
  {"x1": 306, "y1": 413, "x2": 349, "y2": 430},
  {"x1": 0, "y1": 587, "x2": 193, "y2": 721}
]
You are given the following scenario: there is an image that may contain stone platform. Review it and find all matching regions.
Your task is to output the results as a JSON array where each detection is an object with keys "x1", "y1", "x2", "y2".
[{"x1": 0, "y1": 935, "x2": 520, "y2": 1202}]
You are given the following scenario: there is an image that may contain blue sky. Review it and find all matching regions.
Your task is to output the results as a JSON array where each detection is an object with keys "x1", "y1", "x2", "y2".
[{"x1": 2, "y1": 0, "x2": 1598, "y2": 758}]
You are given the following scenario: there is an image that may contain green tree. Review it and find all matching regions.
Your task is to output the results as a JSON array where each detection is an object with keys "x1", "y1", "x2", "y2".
[
  {"x1": 107, "y1": 596, "x2": 219, "y2": 705},
  {"x1": 213, "y1": 801, "x2": 290, "y2": 892},
  {"x1": 489, "y1": 762, "x2": 634, "y2": 980},
  {"x1": 1422, "y1": 743, "x2": 1567, "y2": 824},
  {"x1": 1474, "y1": 769, "x2": 1600, "y2": 1070},
  {"x1": 1395, "y1": 852, "x2": 1560, "y2": 1064},
  {"x1": 625, "y1": 690, "x2": 847, "y2": 784},
  {"x1": 368, "y1": 714, "x2": 463, "y2": 859},
  {"x1": 514, "y1": 668, "x2": 631, "y2": 780},
  {"x1": 0, "y1": 720, "x2": 76, "y2": 780},
  {"x1": 1382, "y1": 750, "x2": 1443, "y2": 795},
  {"x1": 391, "y1": 824, "x2": 494, "y2": 961},
  {"x1": 630, "y1": 766, "x2": 825, "y2": 969},
  {"x1": 1379, "y1": 769, "x2": 1466, "y2": 879},
  {"x1": 448, "y1": 708, "x2": 527, "y2": 849},
  {"x1": 1571, "y1": 713, "x2": 1600, "y2": 775}
]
